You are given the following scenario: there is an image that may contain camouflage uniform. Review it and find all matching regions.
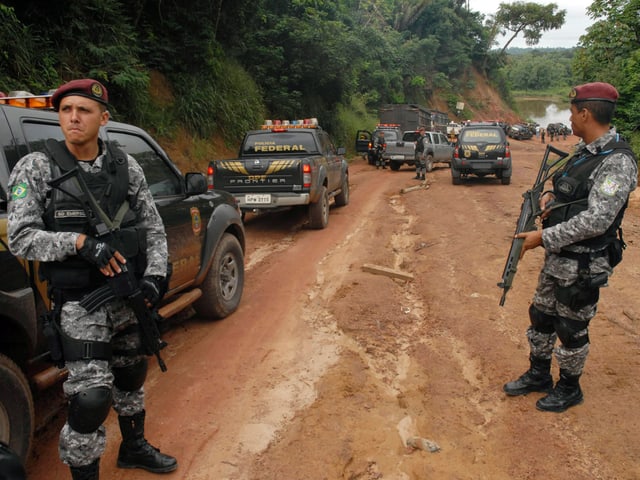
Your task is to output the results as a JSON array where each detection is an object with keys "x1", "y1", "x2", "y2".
[
  {"x1": 7, "y1": 146, "x2": 167, "y2": 467},
  {"x1": 414, "y1": 131, "x2": 426, "y2": 179},
  {"x1": 529, "y1": 127, "x2": 637, "y2": 375}
]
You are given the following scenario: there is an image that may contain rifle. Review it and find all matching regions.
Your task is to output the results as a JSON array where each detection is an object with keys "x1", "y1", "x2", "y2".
[
  {"x1": 80, "y1": 266, "x2": 168, "y2": 371},
  {"x1": 47, "y1": 152, "x2": 169, "y2": 371},
  {"x1": 498, "y1": 144, "x2": 569, "y2": 306}
]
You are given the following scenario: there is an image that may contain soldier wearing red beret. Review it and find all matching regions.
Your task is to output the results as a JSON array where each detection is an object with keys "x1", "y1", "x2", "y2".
[
  {"x1": 504, "y1": 82, "x2": 638, "y2": 412},
  {"x1": 7, "y1": 79, "x2": 177, "y2": 478}
]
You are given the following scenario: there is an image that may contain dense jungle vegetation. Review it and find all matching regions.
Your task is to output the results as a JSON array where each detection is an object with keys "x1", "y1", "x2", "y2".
[{"x1": 1, "y1": 0, "x2": 638, "y2": 156}]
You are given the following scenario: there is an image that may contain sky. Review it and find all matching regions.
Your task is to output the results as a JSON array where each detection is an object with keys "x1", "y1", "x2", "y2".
[{"x1": 469, "y1": 0, "x2": 595, "y2": 49}]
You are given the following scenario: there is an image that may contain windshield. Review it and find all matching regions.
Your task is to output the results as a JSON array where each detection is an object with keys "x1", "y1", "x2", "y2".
[
  {"x1": 460, "y1": 128, "x2": 504, "y2": 143},
  {"x1": 241, "y1": 131, "x2": 319, "y2": 156}
]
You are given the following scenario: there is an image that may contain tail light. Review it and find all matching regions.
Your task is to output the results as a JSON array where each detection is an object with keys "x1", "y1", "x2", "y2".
[
  {"x1": 302, "y1": 164, "x2": 312, "y2": 188},
  {"x1": 207, "y1": 164, "x2": 214, "y2": 190},
  {"x1": 453, "y1": 146, "x2": 460, "y2": 159},
  {"x1": 505, "y1": 144, "x2": 511, "y2": 158}
]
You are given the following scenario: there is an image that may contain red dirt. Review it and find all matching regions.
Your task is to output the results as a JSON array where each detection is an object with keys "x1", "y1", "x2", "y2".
[{"x1": 27, "y1": 134, "x2": 640, "y2": 480}]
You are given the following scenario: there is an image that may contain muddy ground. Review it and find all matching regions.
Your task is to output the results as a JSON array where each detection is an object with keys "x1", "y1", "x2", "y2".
[{"x1": 27, "y1": 135, "x2": 640, "y2": 479}]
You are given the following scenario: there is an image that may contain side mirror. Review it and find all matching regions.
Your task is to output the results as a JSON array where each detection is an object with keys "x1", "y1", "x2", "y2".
[{"x1": 185, "y1": 172, "x2": 207, "y2": 195}]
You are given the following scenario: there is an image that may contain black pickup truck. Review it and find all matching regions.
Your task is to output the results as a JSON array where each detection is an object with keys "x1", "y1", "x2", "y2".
[
  {"x1": 0, "y1": 93, "x2": 246, "y2": 463},
  {"x1": 207, "y1": 120, "x2": 349, "y2": 229}
]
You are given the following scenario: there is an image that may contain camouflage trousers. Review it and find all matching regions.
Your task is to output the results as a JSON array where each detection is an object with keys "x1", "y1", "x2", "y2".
[
  {"x1": 58, "y1": 298, "x2": 145, "y2": 467},
  {"x1": 414, "y1": 153, "x2": 426, "y2": 171},
  {"x1": 528, "y1": 267, "x2": 599, "y2": 376}
]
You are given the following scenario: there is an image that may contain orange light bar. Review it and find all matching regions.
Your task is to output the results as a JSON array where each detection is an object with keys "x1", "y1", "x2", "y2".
[{"x1": 0, "y1": 93, "x2": 54, "y2": 109}]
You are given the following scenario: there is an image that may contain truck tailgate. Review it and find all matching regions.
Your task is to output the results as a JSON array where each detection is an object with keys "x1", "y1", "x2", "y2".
[{"x1": 214, "y1": 157, "x2": 304, "y2": 192}]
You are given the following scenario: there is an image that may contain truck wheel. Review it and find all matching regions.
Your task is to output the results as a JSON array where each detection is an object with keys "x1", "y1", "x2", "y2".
[
  {"x1": 451, "y1": 167, "x2": 462, "y2": 185},
  {"x1": 501, "y1": 175, "x2": 512, "y2": 185},
  {"x1": 194, "y1": 233, "x2": 245, "y2": 319},
  {"x1": 389, "y1": 162, "x2": 401, "y2": 171},
  {"x1": 308, "y1": 185, "x2": 329, "y2": 229},
  {"x1": 425, "y1": 154, "x2": 434, "y2": 172},
  {"x1": 0, "y1": 353, "x2": 34, "y2": 463},
  {"x1": 334, "y1": 175, "x2": 349, "y2": 207}
]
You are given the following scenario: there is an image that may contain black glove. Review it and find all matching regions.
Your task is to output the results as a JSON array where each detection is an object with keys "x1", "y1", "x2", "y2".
[
  {"x1": 139, "y1": 275, "x2": 164, "y2": 306},
  {"x1": 78, "y1": 237, "x2": 117, "y2": 268}
]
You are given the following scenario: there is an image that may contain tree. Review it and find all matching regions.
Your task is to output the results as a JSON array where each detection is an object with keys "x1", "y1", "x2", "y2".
[{"x1": 491, "y1": 2, "x2": 566, "y2": 55}]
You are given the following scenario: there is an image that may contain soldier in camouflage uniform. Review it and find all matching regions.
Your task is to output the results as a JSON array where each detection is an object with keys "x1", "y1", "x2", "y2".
[
  {"x1": 504, "y1": 82, "x2": 638, "y2": 412},
  {"x1": 414, "y1": 127, "x2": 426, "y2": 180},
  {"x1": 7, "y1": 79, "x2": 177, "y2": 478}
]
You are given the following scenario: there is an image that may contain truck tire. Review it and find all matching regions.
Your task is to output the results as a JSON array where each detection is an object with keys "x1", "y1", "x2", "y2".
[
  {"x1": 425, "y1": 154, "x2": 434, "y2": 172},
  {"x1": 389, "y1": 161, "x2": 401, "y2": 171},
  {"x1": 194, "y1": 233, "x2": 245, "y2": 319},
  {"x1": 308, "y1": 185, "x2": 329, "y2": 229},
  {"x1": 451, "y1": 166, "x2": 462, "y2": 185},
  {"x1": 0, "y1": 353, "x2": 34, "y2": 463},
  {"x1": 334, "y1": 175, "x2": 349, "y2": 207}
]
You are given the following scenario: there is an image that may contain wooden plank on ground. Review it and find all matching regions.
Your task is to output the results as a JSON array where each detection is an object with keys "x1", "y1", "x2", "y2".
[{"x1": 361, "y1": 263, "x2": 414, "y2": 281}]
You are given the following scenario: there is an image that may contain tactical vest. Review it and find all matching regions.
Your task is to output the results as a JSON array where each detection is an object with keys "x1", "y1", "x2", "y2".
[
  {"x1": 545, "y1": 137, "x2": 635, "y2": 251},
  {"x1": 40, "y1": 139, "x2": 145, "y2": 292}
]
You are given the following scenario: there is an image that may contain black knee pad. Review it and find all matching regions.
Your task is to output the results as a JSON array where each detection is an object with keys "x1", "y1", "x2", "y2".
[
  {"x1": 553, "y1": 316, "x2": 589, "y2": 348},
  {"x1": 529, "y1": 305, "x2": 556, "y2": 333},
  {"x1": 113, "y1": 357, "x2": 148, "y2": 392},
  {"x1": 68, "y1": 386, "x2": 112, "y2": 434}
]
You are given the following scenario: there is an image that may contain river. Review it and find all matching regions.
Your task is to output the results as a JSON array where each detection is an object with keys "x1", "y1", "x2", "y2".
[{"x1": 514, "y1": 97, "x2": 571, "y2": 127}]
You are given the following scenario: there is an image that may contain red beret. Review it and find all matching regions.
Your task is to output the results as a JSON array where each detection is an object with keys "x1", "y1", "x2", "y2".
[
  {"x1": 51, "y1": 79, "x2": 109, "y2": 111},
  {"x1": 569, "y1": 82, "x2": 618, "y2": 104}
]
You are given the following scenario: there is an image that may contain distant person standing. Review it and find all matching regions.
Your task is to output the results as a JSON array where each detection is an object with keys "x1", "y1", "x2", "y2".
[
  {"x1": 541, "y1": 128, "x2": 546, "y2": 144},
  {"x1": 414, "y1": 127, "x2": 427, "y2": 180}
]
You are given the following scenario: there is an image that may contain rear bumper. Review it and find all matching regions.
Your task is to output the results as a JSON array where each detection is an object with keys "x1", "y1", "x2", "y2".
[
  {"x1": 234, "y1": 192, "x2": 310, "y2": 210},
  {"x1": 451, "y1": 158, "x2": 511, "y2": 174}
]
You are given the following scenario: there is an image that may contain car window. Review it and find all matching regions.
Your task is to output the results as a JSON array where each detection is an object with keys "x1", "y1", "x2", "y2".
[
  {"x1": 403, "y1": 132, "x2": 419, "y2": 142},
  {"x1": 460, "y1": 128, "x2": 504, "y2": 143},
  {"x1": 107, "y1": 131, "x2": 182, "y2": 197},
  {"x1": 377, "y1": 130, "x2": 398, "y2": 142},
  {"x1": 22, "y1": 121, "x2": 65, "y2": 168},
  {"x1": 317, "y1": 131, "x2": 336, "y2": 156},
  {"x1": 242, "y1": 131, "x2": 318, "y2": 155}
]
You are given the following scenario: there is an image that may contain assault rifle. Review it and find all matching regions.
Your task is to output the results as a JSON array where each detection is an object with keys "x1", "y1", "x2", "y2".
[
  {"x1": 80, "y1": 266, "x2": 168, "y2": 371},
  {"x1": 47, "y1": 148, "x2": 168, "y2": 371},
  {"x1": 498, "y1": 144, "x2": 569, "y2": 306}
]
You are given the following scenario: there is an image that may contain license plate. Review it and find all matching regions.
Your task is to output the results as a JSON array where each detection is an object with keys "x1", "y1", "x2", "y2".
[
  {"x1": 391, "y1": 155, "x2": 404, "y2": 160},
  {"x1": 245, "y1": 194, "x2": 271, "y2": 204}
]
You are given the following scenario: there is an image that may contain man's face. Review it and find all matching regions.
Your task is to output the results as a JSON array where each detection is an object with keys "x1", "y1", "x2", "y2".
[
  {"x1": 569, "y1": 104, "x2": 586, "y2": 139},
  {"x1": 58, "y1": 95, "x2": 109, "y2": 146}
]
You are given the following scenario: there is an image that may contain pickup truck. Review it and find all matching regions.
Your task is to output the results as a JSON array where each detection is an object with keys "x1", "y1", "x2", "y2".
[
  {"x1": 0, "y1": 93, "x2": 246, "y2": 463},
  {"x1": 355, "y1": 124, "x2": 401, "y2": 166},
  {"x1": 386, "y1": 130, "x2": 453, "y2": 171},
  {"x1": 208, "y1": 120, "x2": 349, "y2": 229}
]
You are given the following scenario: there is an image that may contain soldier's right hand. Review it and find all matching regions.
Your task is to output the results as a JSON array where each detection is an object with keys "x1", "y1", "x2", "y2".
[{"x1": 77, "y1": 235, "x2": 125, "y2": 276}]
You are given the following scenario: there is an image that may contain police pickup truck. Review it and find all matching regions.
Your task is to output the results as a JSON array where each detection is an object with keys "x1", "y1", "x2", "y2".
[
  {"x1": 208, "y1": 119, "x2": 349, "y2": 229},
  {"x1": 0, "y1": 92, "x2": 246, "y2": 463},
  {"x1": 392, "y1": 130, "x2": 453, "y2": 171}
]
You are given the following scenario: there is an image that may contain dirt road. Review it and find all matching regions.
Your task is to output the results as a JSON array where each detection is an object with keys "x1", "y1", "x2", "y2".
[{"x1": 27, "y1": 135, "x2": 640, "y2": 479}]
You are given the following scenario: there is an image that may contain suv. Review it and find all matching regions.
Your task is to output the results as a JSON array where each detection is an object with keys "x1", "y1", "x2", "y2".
[
  {"x1": 451, "y1": 124, "x2": 512, "y2": 185},
  {"x1": 355, "y1": 124, "x2": 401, "y2": 165},
  {"x1": 0, "y1": 93, "x2": 246, "y2": 462},
  {"x1": 398, "y1": 130, "x2": 453, "y2": 171}
]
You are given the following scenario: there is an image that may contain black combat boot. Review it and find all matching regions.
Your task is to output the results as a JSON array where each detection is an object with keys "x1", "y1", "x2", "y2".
[
  {"x1": 536, "y1": 370, "x2": 584, "y2": 412},
  {"x1": 503, "y1": 356, "x2": 553, "y2": 396},
  {"x1": 117, "y1": 410, "x2": 177, "y2": 473},
  {"x1": 70, "y1": 459, "x2": 99, "y2": 480}
]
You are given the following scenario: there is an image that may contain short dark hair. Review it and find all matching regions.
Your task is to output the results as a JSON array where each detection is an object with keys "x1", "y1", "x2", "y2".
[{"x1": 573, "y1": 100, "x2": 616, "y2": 125}]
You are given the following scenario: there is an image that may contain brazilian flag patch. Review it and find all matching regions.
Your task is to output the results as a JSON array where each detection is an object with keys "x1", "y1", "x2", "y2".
[{"x1": 11, "y1": 182, "x2": 28, "y2": 200}]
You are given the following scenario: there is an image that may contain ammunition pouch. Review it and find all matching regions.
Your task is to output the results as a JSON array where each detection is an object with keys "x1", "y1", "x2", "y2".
[
  {"x1": 42, "y1": 312, "x2": 65, "y2": 368},
  {"x1": 555, "y1": 250, "x2": 608, "y2": 311}
]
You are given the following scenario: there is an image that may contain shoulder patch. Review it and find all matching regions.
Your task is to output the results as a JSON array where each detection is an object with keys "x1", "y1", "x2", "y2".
[
  {"x1": 600, "y1": 177, "x2": 620, "y2": 197},
  {"x1": 11, "y1": 182, "x2": 28, "y2": 200}
]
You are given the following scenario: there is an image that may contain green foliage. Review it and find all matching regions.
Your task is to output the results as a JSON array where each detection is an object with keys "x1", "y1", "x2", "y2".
[
  {"x1": 573, "y1": 0, "x2": 640, "y2": 150},
  {"x1": 503, "y1": 49, "x2": 576, "y2": 91},
  {"x1": 491, "y1": 2, "x2": 566, "y2": 54}
]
